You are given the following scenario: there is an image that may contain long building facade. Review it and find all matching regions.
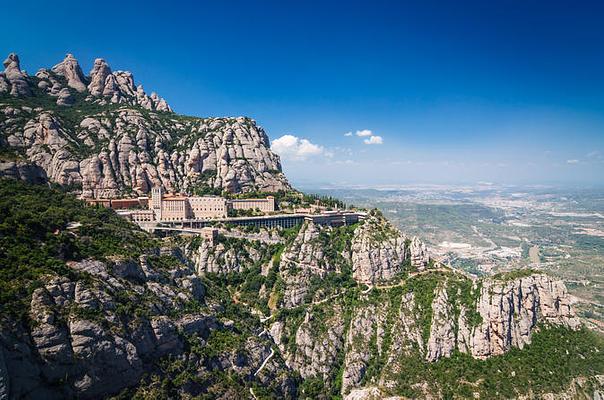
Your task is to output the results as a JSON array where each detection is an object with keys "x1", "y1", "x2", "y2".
[
  {"x1": 88, "y1": 187, "x2": 280, "y2": 223},
  {"x1": 229, "y1": 197, "x2": 275, "y2": 212},
  {"x1": 149, "y1": 187, "x2": 228, "y2": 221}
]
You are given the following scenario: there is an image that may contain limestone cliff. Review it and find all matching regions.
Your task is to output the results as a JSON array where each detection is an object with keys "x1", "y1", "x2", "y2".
[
  {"x1": 0, "y1": 180, "x2": 296, "y2": 399},
  {"x1": 456, "y1": 273, "x2": 581, "y2": 360},
  {"x1": 351, "y1": 212, "x2": 429, "y2": 284},
  {"x1": 1, "y1": 251, "x2": 297, "y2": 399},
  {"x1": 0, "y1": 53, "x2": 290, "y2": 196}
]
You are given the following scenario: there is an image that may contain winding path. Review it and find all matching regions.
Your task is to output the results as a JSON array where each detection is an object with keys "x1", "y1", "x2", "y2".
[{"x1": 254, "y1": 348, "x2": 275, "y2": 377}]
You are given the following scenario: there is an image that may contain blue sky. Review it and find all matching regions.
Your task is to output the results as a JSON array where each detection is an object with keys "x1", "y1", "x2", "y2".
[{"x1": 2, "y1": 0, "x2": 603, "y2": 186}]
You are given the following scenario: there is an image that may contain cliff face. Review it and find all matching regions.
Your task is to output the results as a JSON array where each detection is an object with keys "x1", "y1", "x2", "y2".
[
  {"x1": 269, "y1": 270, "x2": 583, "y2": 398},
  {"x1": 1, "y1": 176, "x2": 601, "y2": 399},
  {"x1": 0, "y1": 53, "x2": 290, "y2": 196},
  {"x1": 185, "y1": 213, "x2": 594, "y2": 398},
  {"x1": 2, "y1": 254, "x2": 295, "y2": 399},
  {"x1": 455, "y1": 273, "x2": 580, "y2": 359},
  {"x1": 351, "y1": 215, "x2": 429, "y2": 284},
  {"x1": 0, "y1": 180, "x2": 297, "y2": 399}
]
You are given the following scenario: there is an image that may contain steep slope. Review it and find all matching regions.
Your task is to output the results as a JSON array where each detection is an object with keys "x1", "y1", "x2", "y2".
[
  {"x1": 0, "y1": 53, "x2": 290, "y2": 196},
  {"x1": 0, "y1": 179, "x2": 296, "y2": 399},
  {"x1": 188, "y1": 211, "x2": 604, "y2": 398},
  {"x1": 1, "y1": 179, "x2": 602, "y2": 399}
]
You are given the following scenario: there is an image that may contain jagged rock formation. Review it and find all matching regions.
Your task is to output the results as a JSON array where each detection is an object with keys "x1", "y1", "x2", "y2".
[
  {"x1": 0, "y1": 252, "x2": 295, "y2": 399},
  {"x1": 267, "y1": 263, "x2": 585, "y2": 397},
  {"x1": 351, "y1": 213, "x2": 430, "y2": 284},
  {"x1": 456, "y1": 273, "x2": 581, "y2": 360},
  {"x1": 1, "y1": 53, "x2": 30, "y2": 96},
  {"x1": 209, "y1": 213, "x2": 588, "y2": 397},
  {"x1": 425, "y1": 287, "x2": 456, "y2": 362},
  {"x1": 341, "y1": 304, "x2": 388, "y2": 392},
  {"x1": 30, "y1": 53, "x2": 171, "y2": 111},
  {"x1": 0, "y1": 53, "x2": 289, "y2": 196},
  {"x1": 190, "y1": 236, "x2": 269, "y2": 274},
  {"x1": 278, "y1": 221, "x2": 343, "y2": 308},
  {"x1": 2, "y1": 254, "x2": 204, "y2": 398},
  {"x1": 51, "y1": 54, "x2": 87, "y2": 93},
  {"x1": 2, "y1": 51, "x2": 602, "y2": 399},
  {"x1": 285, "y1": 307, "x2": 346, "y2": 380}
]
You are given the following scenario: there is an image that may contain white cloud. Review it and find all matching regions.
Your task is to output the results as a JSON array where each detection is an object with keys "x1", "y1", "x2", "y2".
[
  {"x1": 566, "y1": 159, "x2": 579, "y2": 164},
  {"x1": 356, "y1": 129, "x2": 373, "y2": 137},
  {"x1": 363, "y1": 135, "x2": 383, "y2": 145},
  {"x1": 331, "y1": 159, "x2": 356, "y2": 165},
  {"x1": 271, "y1": 134, "x2": 324, "y2": 161},
  {"x1": 344, "y1": 131, "x2": 353, "y2": 137}
]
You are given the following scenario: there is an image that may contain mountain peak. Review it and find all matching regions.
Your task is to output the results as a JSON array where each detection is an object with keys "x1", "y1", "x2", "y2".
[
  {"x1": 1, "y1": 52, "x2": 31, "y2": 96},
  {"x1": 88, "y1": 58, "x2": 111, "y2": 96},
  {"x1": 3, "y1": 52, "x2": 20, "y2": 70},
  {"x1": 0, "y1": 52, "x2": 289, "y2": 196},
  {"x1": 1, "y1": 52, "x2": 172, "y2": 112},
  {"x1": 51, "y1": 53, "x2": 87, "y2": 92}
]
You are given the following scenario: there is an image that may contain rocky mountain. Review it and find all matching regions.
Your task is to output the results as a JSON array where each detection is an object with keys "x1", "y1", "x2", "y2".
[
  {"x1": 0, "y1": 53, "x2": 290, "y2": 196},
  {"x1": 183, "y1": 210, "x2": 603, "y2": 398},
  {"x1": 1, "y1": 52, "x2": 603, "y2": 399},
  {"x1": 0, "y1": 180, "x2": 295, "y2": 399},
  {"x1": 1, "y1": 169, "x2": 603, "y2": 400}
]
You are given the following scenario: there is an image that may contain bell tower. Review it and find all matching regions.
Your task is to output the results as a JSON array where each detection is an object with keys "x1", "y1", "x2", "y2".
[{"x1": 150, "y1": 186, "x2": 163, "y2": 221}]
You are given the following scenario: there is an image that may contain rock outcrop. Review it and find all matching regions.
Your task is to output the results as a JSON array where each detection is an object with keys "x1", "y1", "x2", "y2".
[
  {"x1": 1, "y1": 53, "x2": 290, "y2": 196},
  {"x1": 278, "y1": 222, "x2": 340, "y2": 307},
  {"x1": 51, "y1": 54, "x2": 87, "y2": 93},
  {"x1": 87, "y1": 58, "x2": 111, "y2": 96},
  {"x1": 0, "y1": 251, "x2": 295, "y2": 399},
  {"x1": 425, "y1": 287, "x2": 456, "y2": 362},
  {"x1": 1, "y1": 50, "x2": 599, "y2": 400},
  {"x1": 1, "y1": 53, "x2": 30, "y2": 96},
  {"x1": 190, "y1": 234, "x2": 268, "y2": 274},
  {"x1": 457, "y1": 273, "x2": 581, "y2": 360},
  {"x1": 0, "y1": 160, "x2": 47, "y2": 184},
  {"x1": 351, "y1": 213, "x2": 430, "y2": 284}
]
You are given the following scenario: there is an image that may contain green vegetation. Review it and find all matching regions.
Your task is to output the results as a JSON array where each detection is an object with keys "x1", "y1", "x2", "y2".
[
  {"x1": 0, "y1": 179, "x2": 158, "y2": 322},
  {"x1": 386, "y1": 326, "x2": 604, "y2": 399},
  {"x1": 363, "y1": 209, "x2": 399, "y2": 244},
  {"x1": 195, "y1": 233, "x2": 285, "y2": 315},
  {"x1": 404, "y1": 274, "x2": 440, "y2": 343},
  {"x1": 446, "y1": 277, "x2": 483, "y2": 328},
  {"x1": 492, "y1": 268, "x2": 540, "y2": 282},
  {"x1": 313, "y1": 223, "x2": 358, "y2": 271}
]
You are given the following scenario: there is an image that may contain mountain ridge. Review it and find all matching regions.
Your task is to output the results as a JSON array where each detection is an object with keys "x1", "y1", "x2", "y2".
[{"x1": 0, "y1": 53, "x2": 290, "y2": 197}]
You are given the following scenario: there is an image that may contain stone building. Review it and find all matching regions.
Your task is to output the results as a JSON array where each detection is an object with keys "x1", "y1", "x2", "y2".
[
  {"x1": 199, "y1": 227, "x2": 218, "y2": 244},
  {"x1": 119, "y1": 209, "x2": 155, "y2": 222},
  {"x1": 189, "y1": 196, "x2": 228, "y2": 219},
  {"x1": 160, "y1": 196, "x2": 188, "y2": 221},
  {"x1": 228, "y1": 196, "x2": 275, "y2": 213},
  {"x1": 149, "y1": 186, "x2": 227, "y2": 221}
]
